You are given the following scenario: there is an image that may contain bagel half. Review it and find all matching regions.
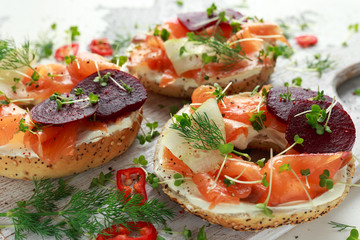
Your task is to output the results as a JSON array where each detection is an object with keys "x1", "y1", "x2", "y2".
[
  {"x1": 0, "y1": 110, "x2": 142, "y2": 180},
  {"x1": 153, "y1": 104, "x2": 356, "y2": 231},
  {"x1": 127, "y1": 56, "x2": 275, "y2": 99}
]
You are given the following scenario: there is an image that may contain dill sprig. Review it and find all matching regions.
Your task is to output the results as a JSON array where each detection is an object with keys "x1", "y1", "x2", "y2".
[
  {"x1": 0, "y1": 40, "x2": 38, "y2": 75},
  {"x1": 187, "y1": 32, "x2": 250, "y2": 68},
  {"x1": 171, "y1": 112, "x2": 225, "y2": 151},
  {"x1": 328, "y1": 221, "x2": 357, "y2": 232},
  {"x1": 0, "y1": 178, "x2": 174, "y2": 240}
]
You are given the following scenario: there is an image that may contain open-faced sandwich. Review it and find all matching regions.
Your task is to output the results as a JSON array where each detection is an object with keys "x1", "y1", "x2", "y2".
[
  {"x1": 154, "y1": 84, "x2": 356, "y2": 230},
  {"x1": 0, "y1": 46, "x2": 147, "y2": 180},
  {"x1": 126, "y1": 4, "x2": 289, "y2": 98}
]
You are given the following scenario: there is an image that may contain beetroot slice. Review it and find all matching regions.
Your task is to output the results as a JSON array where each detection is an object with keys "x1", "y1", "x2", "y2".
[
  {"x1": 285, "y1": 100, "x2": 355, "y2": 153},
  {"x1": 177, "y1": 9, "x2": 243, "y2": 31},
  {"x1": 266, "y1": 87, "x2": 343, "y2": 124},
  {"x1": 31, "y1": 93, "x2": 98, "y2": 125},
  {"x1": 71, "y1": 69, "x2": 147, "y2": 120}
]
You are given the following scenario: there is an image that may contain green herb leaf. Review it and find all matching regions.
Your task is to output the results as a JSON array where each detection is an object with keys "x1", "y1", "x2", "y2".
[
  {"x1": 218, "y1": 142, "x2": 234, "y2": 155},
  {"x1": 146, "y1": 173, "x2": 160, "y2": 188},
  {"x1": 66, "y1": 26, "x2": 80, "y2": 41},
  {"x1": 175, "y1": 0, "x2": 183, "y2": 6},
  {"x1": 206, "y1": 3, "x2": 217, "y2": 17},
  {"x1": 89, "y1": 171, "x2": 114, "y2": 189},
  {"x1": 249, "y1": 111, "x2": 266, "y2": 131},
  {"x1": 183, "y1": 226, "x2": 192, "y2": 240},
  {"x1": 160, "y1": 29, "x2": 170, "y2": 41},
  {"x1": 197, "y1": 225, "x2": 208, "y2": 240},
  {"x1": 170, "y1": 105, "x2": 179, "y2": 115},
  {"x1": 261, "y1": 172, "x2": 269, "y2": 187},
  {"x1": 223, "y1": 178, "x2": 235, "y2": 187},
  {"x1": 300, "y1": 168, "x2": 310, "y2": 176},
  {"x1": 111, "y1": 55, "x2": 127, "y2": 67},
  {"x1": 133, "y1": 155, "x2": 148, "y2": 166},
  {"x1": 306, "y1": 54, "x2": 336, "y2": 77},
  {"x1": 256, "y1": 203, "x2": 274, "y2": 218},
  {"x1": 328, "y1": 221, "x2": 357, "y2": 232},
  {"x1": 256, "y1": 158, "x2": 266, "y2": 168},
  {"x1": 348, "y1": 229, "x2": 359, "y2": 240},
  {"x1": 179, "y1": 46, "x2": 186, "y2": 56},
  {"x1": 319, "y1": 169, "x2": 334, "y2": 190},
  {"x1": 292, "y1": 77, "x2": 302, "y2": 87},
  {"x1": 267, "y1": 44, "x2": 294, "y2": 59},
  {"x1": 74, "y1": 88, "x2": 84, "y2": 95},
  {"x1": 353, "y1": 89, "x2": 360, "y2": 96}
]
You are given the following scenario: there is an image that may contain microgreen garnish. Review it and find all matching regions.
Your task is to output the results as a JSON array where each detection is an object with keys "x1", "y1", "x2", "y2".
[
  {"x1": 175, "y1": 0, "x2": 183, "y2": 6},
  {"x1": 0, "y1": 178, "x2": 174, "y2": 240},
  {"x1": 18, "y1": 118, "x2": 38, "y2": 135},
  {"x1": 110, "y1": 55, "x2": 127, "y2": 67},
  {"x1": 0, "y1": 91, "x2": 10, "y2": 106},
  {"x1": 212, "y1": 83, "x2": 226, "y2": 103},
  {"x1": 173, "y1": 173, "x2": 185, "y2": 186},
  {"x1": 206, "y1": 3, "x2": 217, "y2": 17},
  {"x1": 160, "y1": 29, "x2": 170, "y2": 41},
  {"x1": 249, "y1": 111, "x2": 266, "y2": 131},
  {"x1": 179, "y1": 46, "x2": 186, "y2": 56},
  {"x1": 187, "y1": 32, "x2": 249, "y2": 68},
  {"x1": 276, "y1": 134, "x2": 304, "y2": 156},
  {"x1": 279, "y1": 162, "x2": 314, "y2": 206},
  {"x1": 280, "y1": 84, "x2": 295, "y2": 102},
  {"x1": 300, "y1": 168, "x2": 311, "y2": 188},
  {"x1": 64, "y1": 55, "x2": 76, "y2": 65},
  {"x1": 261, "y1": 172, "x2": 269, "y2": 187},
  {"x1": 146, "y1": 173, "x2": 160, "y2": 188},
  {"x1": 306, "y1": 104, "x2": 331, "y2": 135},
  {"x1": 89, "y1": 171, "x2": 114, "y2": 189},
  {"x1": 328, "y1": 221, "x2": 357, "y2": 232},
  {"x1": 93, "y1": 71, "x2": 111, "y2": 87},
  {"x1": 291, "y1": 77, "x2": 302, "y2": 87},
  {"x1": 267, "y1": 44, "x2": 294, "y2": 59},
  {"x1": 74, "y1": 88, "x2": 84, "y2": 95},
  {"x1": 342, "y1": 23, "x2": 359, "y2": 47},
  {"x1": 319, "y1": 169, "x2": 334, "y2": 190},
  {"x1": 49, "y1": 92, "x2": 99, "y2": 110},
  {"x1": 255, "y1": 149, "x2": 274, "y2": 218},
  {"x1": 183, "y1": 226, "x2": 191, "y2": 239},
  {"x1": 197, "y1": 225, "x2": 207, "y2": 240},
  {"x1": 35, "y1": 36, "x2": 54, "y2": 61},
  {"x1": 230, "y1": 22, "x2": 241, "y2": 33},
  {"x1": 11, "y1": 77, "x2": 20, "y2": 93},
  {"x1": 306, "y1": 54, "x2": 336, "y2": 77},
  {"x1": 223, "y1": 178, "x2": 235, "y2": 187},
  {"x1": 354, "y1": 89, "x2": 360, "y2": 96},
  {"x1": 133, "y1": 155, "x2": 148, "y2": 166},
  {"x1": 310, "y1": 88, "x2": 326, "y2": 101},
  {"x1": 66, "y1": 26, "x2": 80, "y2": 41},
  {"x1": 256, "y1": 158, "x2": 266, "y2": 168},
  {"x1": 137, "y1": 121, "x2": 160, "y2": 144},
  {"x1": 251, "y1": 85, "x2": 261, "y2": 96}
]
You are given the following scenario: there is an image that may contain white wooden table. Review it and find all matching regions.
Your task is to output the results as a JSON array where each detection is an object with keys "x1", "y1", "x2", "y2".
[{"x1": 0, "y1": 0, "x2": 359, "y2": 239}]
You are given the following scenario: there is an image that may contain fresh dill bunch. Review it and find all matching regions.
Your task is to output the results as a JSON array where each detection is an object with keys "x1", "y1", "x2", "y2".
[
  {"x1": 170, "y1": 112, "x2": 225, "y2": 150},
  {"x1": 0, "y1": 178, "x2": 174, "y2": 240},
  {"x1": 0, "y1": 40, "x2": 38, "y2": 73},
  {"x1": 187, "y1": 32, "x2": 250, "y2": 68}
]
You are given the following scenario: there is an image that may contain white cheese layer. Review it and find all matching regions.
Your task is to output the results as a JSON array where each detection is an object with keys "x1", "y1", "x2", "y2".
[{"x1": 0, "y1": 111, "x2": 139, "y2": 158}]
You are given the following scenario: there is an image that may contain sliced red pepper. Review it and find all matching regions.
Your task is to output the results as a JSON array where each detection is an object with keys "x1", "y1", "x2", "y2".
[
  {"x1": 54, "y1": 43, "x2": 79, "y2": 62},
  {"x1": 89, "y1": 38, "x2": 113, "y2": 56},
  {"x1": 295, "y1": 35, "x2": 318, "y2": 48},
  {"x1": 116, "y1": 168, "x2": 147, "y2": 205},
  {"x1": 96, "y1": 222, "x2": 157, "y2": 240}
]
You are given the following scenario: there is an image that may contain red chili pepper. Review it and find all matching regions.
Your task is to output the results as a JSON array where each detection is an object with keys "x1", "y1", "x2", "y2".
[
  {"x1": 96, "y1": 222, "x2": 157, "y2": 240},
  {"x1": 295, "y1": 35, "x2": 318, "y2": 48},
  {"x1": 89, "y1": 38, "x2": 113, "y2": 56},
  {"x1": 116, "y1": 168, "x2": 147, "y2": 205},
  {"x1": 54, "y1": 43, "x2": 79, "y2": 62}
]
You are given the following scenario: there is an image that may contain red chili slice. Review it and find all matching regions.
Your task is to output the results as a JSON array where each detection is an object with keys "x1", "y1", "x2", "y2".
[
  {"x1": 96, "y1": 222, "x2": 157, "y2": 240},
  {"x1": 89, "y1": 38, "x2": 113, "y2": 56},
  {"x1": 116, "y1": 168, "x2": 147, "y2": 205},
  {"x1": 54, "y1": 43, "x2": 79, "y2": 62},
  {"x1": 295, "y1": 35, "x2": 318, "y2": 48}
]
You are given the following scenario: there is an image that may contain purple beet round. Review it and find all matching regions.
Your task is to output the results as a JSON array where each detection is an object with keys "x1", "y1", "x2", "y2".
[
  {"x1": 267, "y1": 87, "x2": 343, "y2": 123},
  {"x1": 71, "y1": 69, "x2": 147, "y2": 120},
  {"x1": 177, "y1": 9, "x2": 243, "y2": 31},
  {"x1": 285, "y1": 100, "x2": 355, "y2": 153},
  {"x1": 31, "y1": 93, "x2": 98, "y2": 125}
]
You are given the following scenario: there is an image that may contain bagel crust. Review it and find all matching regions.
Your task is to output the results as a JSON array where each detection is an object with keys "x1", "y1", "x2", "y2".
[
  {"x1": 0, "y1": 110, "x2": 142, "y2": 180},
  {"x1": 127, "y1": 57, "x2": 276, "y2": 98},
  {"x1": 154, "y1": 106, "x2": 356, "y2": 231}
]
